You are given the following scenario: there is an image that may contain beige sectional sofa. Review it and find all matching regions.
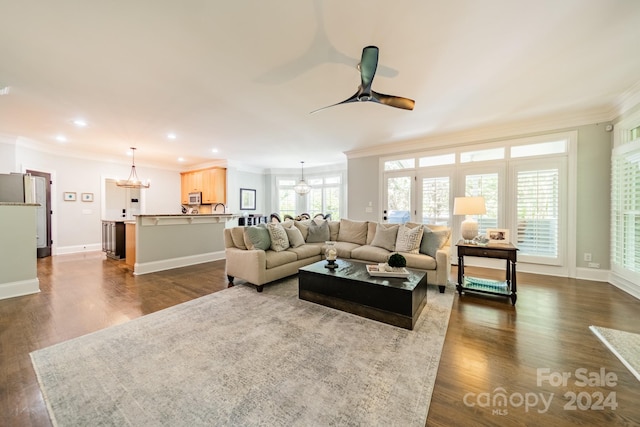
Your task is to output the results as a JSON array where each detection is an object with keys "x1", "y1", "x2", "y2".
[{"x1": 224, "y1": 218, "x2": 451, "y2": 293}]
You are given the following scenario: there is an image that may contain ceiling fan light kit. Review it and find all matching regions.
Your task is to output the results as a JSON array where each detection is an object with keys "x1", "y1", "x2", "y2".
[{"x1": 311, "y1": 45, "x2": 415, "y2": 114}]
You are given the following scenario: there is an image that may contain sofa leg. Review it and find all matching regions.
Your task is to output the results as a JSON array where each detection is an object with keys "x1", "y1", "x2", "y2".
[
  {"x1": 256, "y1": 285, "x2": 264, "y2": 293},
  {"x1": 438, "y1": 285, "x2": 445, "y2": 293},
  {"x1": 227, "y1": 275, "x2": 234, "y2": 288}
]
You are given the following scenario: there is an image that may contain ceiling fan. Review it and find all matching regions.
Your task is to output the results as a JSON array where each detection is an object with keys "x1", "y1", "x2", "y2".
[{"x1": 310, "y1": 45, "x2": 415, "y2": 114}]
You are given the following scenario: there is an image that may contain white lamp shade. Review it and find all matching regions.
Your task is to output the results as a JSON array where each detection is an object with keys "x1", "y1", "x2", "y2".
[{"x1": 453, "y1": 196, "x2": 486, "y2": 215}]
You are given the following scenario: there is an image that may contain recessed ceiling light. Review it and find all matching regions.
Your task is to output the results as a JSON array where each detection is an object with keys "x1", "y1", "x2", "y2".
[
  {"x1": 73, "y1": 119, "x2": 87, "y2": 127},
  {"x1": 177, "y1": 157, "x2": 185, "y2": 162},
  {"x1": 55, "y1": 135, "x2": 67, "y2": 142},
  {"x1": 211, "y1": 148, "x2": 219, "y2": 153},
  {"x1": 167, "y1": 133, "x2": 177, "y2": 140}
]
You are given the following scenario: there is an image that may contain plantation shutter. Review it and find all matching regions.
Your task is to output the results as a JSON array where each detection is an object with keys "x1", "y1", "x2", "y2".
[
  {"x1": 516, "y1": 168, "x2": 559, "y2": 259},
  {"x1": 611, "y1": 140, "x2": 640, "y2": 277},
  {"x1": 421, "y1": 176, "x2": 450, "y2": 225}
]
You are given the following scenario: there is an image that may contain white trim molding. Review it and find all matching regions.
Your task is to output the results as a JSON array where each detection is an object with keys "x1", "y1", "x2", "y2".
[
  {"x1": 134, "y1": 251, "x2": 225, "y2": 275},
  {"x1": 0, "y1": 278, "x2": 40, "y2": 300}
]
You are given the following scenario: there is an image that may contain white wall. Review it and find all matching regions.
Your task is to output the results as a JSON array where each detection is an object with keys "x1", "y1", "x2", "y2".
[{"x1": 13, "y1": 145, "x2": 180, "y2": 254}]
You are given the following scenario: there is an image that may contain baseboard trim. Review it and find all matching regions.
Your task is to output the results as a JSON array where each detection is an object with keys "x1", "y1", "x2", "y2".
[
  {"x1": 134, "y1": 251, "x2": 226, "y2": 275},
  {"x1": 609, "y1": 273, "x2": 640, "y2": 301},
  {"x1": 0, "y1": 278, "x2": 40, "y2": 300},
  {"x1": 55, "y1": 244, "x2": 102, "y2": 255},
  {"x1": 574, "y1": 267, "x2": 610, "y2": 282}
]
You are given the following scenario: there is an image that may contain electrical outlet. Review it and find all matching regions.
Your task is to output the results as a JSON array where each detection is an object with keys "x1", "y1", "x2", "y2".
[
  {"x1": 588, "y1": 262, "x2": 600, "y2": 269},
  {"x1": 584, "y1": 253, "x2": 592, "y2": 262}
]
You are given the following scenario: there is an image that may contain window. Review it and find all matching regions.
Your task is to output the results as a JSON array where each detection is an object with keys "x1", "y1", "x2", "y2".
[
  {"x1": 419, "y1": 153, "x2": 455, "y2": 167},
  {"x1": 465, "y1": 173, "x2": 499, "y2": 234},
  {"x1": 511, "y1": 140, "x2": 566, "y2": 158},
  {"x1": 386, "y1": 175, "x2": 413, "y2": 223},
  {"x1": 515, "y1": 168, "x2": 560, "y2": 259},
  {"x1": 460, "y1": 147, "x2": 504, "y2": 163},
  {"x1": 384, "y1": 158, "x2": 415, "y2": 171},
  {"x1": 611, "y1": 140, "x2": 640, "y2": 278},
  {"x1": 421, "y1": 176, "x2": 450, "y2": 225},
  {"x1": 284, "y1": 174, "x2": 342, "y2": 220}
]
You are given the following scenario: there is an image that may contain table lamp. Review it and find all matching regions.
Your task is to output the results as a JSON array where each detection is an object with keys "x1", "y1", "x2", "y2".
[{"x1": 453, "y1": 196, "x2": 486, "y2": 242}]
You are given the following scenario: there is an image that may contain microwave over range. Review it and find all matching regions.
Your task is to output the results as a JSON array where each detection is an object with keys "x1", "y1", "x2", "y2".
[{"x1": 188, "y1": 192, "x2": 202, "y2": 205}]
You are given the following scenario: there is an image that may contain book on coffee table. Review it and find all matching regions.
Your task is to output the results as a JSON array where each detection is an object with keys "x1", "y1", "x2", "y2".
[{"x1": 366, "y1": 264, "x2": 410, "y2": 278}]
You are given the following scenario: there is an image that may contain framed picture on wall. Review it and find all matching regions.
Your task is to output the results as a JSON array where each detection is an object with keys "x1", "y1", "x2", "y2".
[
  {"x1": 487, "y1": 228, "x2": 509, "y2": 244},
  {"x1": 240, "y1": 188, "x2": 256, "y2": 210},
  {"x1": 63, "y1": 192, "x2": 77, "y2": 201},
  {"x1": 81, "y1": 193, "x2": 94, "y2": 202}
]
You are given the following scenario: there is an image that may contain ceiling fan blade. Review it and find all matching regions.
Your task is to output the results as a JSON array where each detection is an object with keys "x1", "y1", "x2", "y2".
[
  {"x1": 310, "y1": 91, "x2": 360, "y2": 114},
  {"x1": 359, "y1": 46, "x2": 379, "y2": 91},
  {"x1": 371, "y1": 90, "x2": 415, "y2": 110}
]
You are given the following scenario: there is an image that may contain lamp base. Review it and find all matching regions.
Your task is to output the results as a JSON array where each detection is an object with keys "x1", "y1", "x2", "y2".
[{"x1": 461, "y1": 219, "x2": 479, "y2": 242}]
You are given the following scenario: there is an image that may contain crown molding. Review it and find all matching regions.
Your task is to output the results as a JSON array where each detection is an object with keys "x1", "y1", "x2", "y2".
[
  {"x1": 610, "y1": 79, "x2": 640, "y2": 118},
  {"x1": 344, "y1": 106, "x2": 614, "y2": 160}
]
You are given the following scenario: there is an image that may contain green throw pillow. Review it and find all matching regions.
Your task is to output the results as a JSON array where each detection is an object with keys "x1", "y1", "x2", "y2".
[
  {"x1": 243, "y1": 225, "x2": 271, "y2": 250},
  {"x1": 420, "y1": 228, "x2": 451, "y2": 257}
]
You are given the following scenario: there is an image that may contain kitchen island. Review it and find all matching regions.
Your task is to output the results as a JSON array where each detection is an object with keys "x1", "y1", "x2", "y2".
[
  {"x1": 131, "y1": 213, "x2": 236, "y2": 275},
  {"x1": 0, "y1": 203, "x2": 40, "y2": 299}
]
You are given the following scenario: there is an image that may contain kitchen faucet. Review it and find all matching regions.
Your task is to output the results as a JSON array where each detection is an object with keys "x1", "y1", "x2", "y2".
[{"x1": 213, "y1": 203, "x2": 226, "y2": 214}]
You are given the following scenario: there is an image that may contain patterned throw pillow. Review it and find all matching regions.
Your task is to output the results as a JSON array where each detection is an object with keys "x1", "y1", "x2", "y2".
[
  {"x1": 266, "y1": 222, "x2": 290, "y2": 252},
  {"x1": 395, "y1": 224, "x2": 424, "y2": 254}
]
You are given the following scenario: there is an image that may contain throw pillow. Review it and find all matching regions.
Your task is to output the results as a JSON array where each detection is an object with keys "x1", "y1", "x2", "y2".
[
  {"x1": 420, "y1": 228, "x2": 451, "y2": 257},
  {"x1": 370, "y1": 223, "x2": 399, "y2": 251},
  {"x1": 293, "y1": 219, "x2": 312, "y2": 240},
  {"x1": 285, "y1": 225, "x2": 305, "y2": 248},
  {"x1": 306, "y1": 219, "x2": 330, "y2": 243},
  {"x1": 243, "y1": 225, "x2": 271, "y2": 251},
  {"x1": 395, "y1": 224, "x2": 424, "y2": 254},
  {"x1": 267, "y1": 222, "x2": 290, "y2": 252},
  {"x1": 337, "y1": 218, "x2": 368, "y2": 245}
]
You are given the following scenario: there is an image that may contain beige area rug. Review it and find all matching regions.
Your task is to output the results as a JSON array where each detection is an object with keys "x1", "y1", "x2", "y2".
[
  {"x1": 31, "y1": 278, "x2": 454, "y2": 426},
  {"x1": 590, "y1": 326, "x2": 640, "y2": 382}
]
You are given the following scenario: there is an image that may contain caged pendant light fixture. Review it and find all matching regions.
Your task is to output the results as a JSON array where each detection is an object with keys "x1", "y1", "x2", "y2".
[
  {"x1": 116, "y1": 147, "x2": 150, "y2": 189},
  {"x1": 294, "y1": 161, "x2": 311, "y2": 195}
]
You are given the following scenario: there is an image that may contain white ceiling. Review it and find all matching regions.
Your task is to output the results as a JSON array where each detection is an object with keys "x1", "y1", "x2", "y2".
[{"x1": 1, "y1": 0, "x2": 640, "y2": 170}]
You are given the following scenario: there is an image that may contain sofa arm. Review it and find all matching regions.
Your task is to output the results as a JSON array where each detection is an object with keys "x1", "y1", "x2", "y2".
[
  {"x1": 434, "y1": 247, "x2": 451, "y2": 287},
  {"x1": 225, "y1": 247, "x2": 267, "y2": 285}
]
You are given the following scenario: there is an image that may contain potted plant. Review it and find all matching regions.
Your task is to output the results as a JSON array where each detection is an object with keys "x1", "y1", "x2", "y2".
[{"x1": 387, "y1": 253, "x2": 407, "y2": 271}]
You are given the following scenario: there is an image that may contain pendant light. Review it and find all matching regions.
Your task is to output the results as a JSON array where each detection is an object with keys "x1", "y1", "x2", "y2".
[
  {"x1": 116, "y1": 147, "x2": 150, "y2": 189},
  {"x1": 294, "y1": 161, "x2": 311, "y2": 195}
]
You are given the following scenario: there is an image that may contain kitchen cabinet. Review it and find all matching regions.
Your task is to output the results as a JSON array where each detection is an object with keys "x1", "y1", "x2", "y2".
[{"x1": 180, "y1": 167, "x2": 226, "y2": 205}]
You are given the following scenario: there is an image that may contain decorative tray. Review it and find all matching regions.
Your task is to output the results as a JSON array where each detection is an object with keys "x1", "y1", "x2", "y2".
[{"x1": 366, "y1": 265, "x2": 410, "y2": 278}]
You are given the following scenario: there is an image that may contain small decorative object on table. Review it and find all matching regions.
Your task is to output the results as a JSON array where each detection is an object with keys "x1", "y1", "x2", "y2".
[
  {"x1": 367, "y1": 253, "x2": 410, "y2": 278},
  {"x1": 324, "y1": 241, "x2": 338, "y2": 269},
  {"x1": 472, "y1": 235, "x2": 490, "y2": 246}
]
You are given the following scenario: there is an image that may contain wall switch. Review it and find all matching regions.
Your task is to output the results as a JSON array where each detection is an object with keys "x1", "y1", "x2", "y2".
[
  {"x1": 588, "y1": 262, "x2": 600, "y2": 269},
  {"x1": 584, "y1": 253, "x2": 592, "y2": 262},
  {"x1": 365, "y1": 207, "x2": 373, "y2": 213}
]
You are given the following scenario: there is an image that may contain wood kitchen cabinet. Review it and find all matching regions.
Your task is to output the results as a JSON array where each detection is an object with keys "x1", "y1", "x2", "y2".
[{"x1": 180, "y1": 167, "x2": 226, "y2": 205}]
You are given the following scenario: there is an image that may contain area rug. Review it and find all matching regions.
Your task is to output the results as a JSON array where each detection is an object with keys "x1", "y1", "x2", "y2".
[
  {"x1": 590, "y1": 325, "x2": 640, "y2": 382},
  {"x1": 31, "y1": 278, "x2": 454, "y2": 426}
]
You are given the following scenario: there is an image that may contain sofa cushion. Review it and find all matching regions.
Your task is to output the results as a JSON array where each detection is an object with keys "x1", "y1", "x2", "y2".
[
  {"x1": 337, "y1": 219, "x2": 368, "y2": 245},
  {"x1": 306, "y1": 219, "x2": 330, "y2": 243},
  {"x1": 230, "y1": 227, "x2": 247, "y2": 250},
  {"x1": 328, "y1": 220, "x2": 340, "y2": 241},
  {"x1": 395, "y1": 224, "x2": 424, "y2": 254},
  {"x1": 402, "y1": 252, "x2": 437, "y2": 270},
  {"x1": 287, "y1": 243, "x2": 323, "y2": 260},
  {"x1": 294, "y1": 219, "x2": 312, "y2": 240},
  {"x1": 244, "y1": 225, "x2": 271, "y2": 250},
  {"x1": 370, "y1": 223, "x2": 399, "y2": 251},
  {"x1": 351, "y1": 245, "x2": 391, "y2": 263},
  {"x1": 267, "y1": 222, "x2": 290, "y2": 252},
  {"x1": 265, "y1": 250, "x2": 298, "y2": 269},
  {"x1": 334, "y1": 241, "x2": 361, "y2": 259},
  {"x1": 420, "y1": 228, "x2": 451, "y2": 257},
  {"x1": 284, "y1": 224, "x2": 305, "y2": 248},
  {"x1": 366, "y1": 222, "x2": 377, "y2": 245}
]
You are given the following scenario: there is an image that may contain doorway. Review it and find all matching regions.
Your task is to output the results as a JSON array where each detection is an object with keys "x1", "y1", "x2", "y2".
[{"x1": 27, "y1": 170, "x2": 52, "y2": 258}]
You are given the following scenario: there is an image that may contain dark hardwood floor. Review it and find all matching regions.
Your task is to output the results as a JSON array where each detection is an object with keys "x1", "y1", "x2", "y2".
[{"x1": 1, "y1": 252, "x2": 639, "y2": 426}]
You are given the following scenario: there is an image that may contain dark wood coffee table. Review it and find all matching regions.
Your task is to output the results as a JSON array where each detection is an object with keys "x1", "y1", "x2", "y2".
[{"x1": 298, "y1": 259, "x2": 428, "y2": 330}]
